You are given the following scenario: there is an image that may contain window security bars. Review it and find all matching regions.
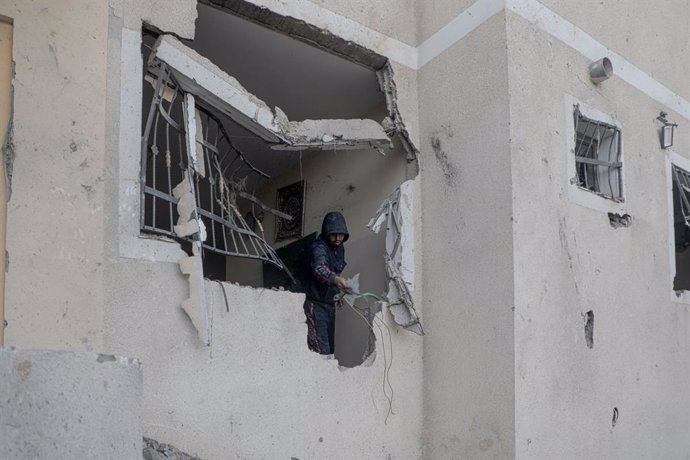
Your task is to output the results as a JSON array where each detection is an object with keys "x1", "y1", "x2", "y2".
[
  {"x1": 141, "y1": 62, "x2": 290, "y2": 273},
  {"x1": 573, "y1": 107, "x2": 623, "y2": 201}
]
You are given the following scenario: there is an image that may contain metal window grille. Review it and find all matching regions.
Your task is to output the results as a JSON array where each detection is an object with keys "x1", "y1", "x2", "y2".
[
  {"x1": 573, "y1": 107, "x2": 623, "y2": 201},
  {"x1": 141, "y1": 61, "x2": 291, "y2": 274}
]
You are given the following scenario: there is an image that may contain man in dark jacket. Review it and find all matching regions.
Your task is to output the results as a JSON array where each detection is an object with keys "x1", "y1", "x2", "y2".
[{"x1": 303, "y1": 211, "x2": 352, "y2": 355}]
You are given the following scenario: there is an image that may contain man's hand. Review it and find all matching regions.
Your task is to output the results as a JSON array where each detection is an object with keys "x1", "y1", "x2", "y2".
[{"x1": 333, "y1": 276, "x2": 354, "y2": 294}]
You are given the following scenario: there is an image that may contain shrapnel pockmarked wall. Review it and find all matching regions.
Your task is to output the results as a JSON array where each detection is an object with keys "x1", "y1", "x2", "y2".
[{"x1": 2, "y1": 0, "x2": 690, "y2": 458}]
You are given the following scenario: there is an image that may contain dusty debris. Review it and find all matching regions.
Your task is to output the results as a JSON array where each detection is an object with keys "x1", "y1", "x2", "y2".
[
  {"x1": 143, "y1": 437, "x2": 203, "y2": 460},
  {"x1": 368, "y1": 181, "x2": 423, "y2": 335}
]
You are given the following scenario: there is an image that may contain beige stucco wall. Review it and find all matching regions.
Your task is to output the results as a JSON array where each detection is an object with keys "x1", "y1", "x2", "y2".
[
  {"x1": 105, "y1": 261, "x2": 423, "y2": 459},
  {"x1": 537, "y1": 0, "x2": 690, "y2": 99},
  {"x1": 417, "y1": 0, "x2": 478, "y2": 43},
  {"x1": 417, "y1": 11, "x2": 516, "y2": 459},
  {"x1": 101, "y1": 0, "x2": 426, "y2": 457},
  {"x1": 1, "y1": 347, "x2": 143, "y2": 460},
  {"x1": 507, "y1": 8, "x2": 690, "y2": 458},
  {"x1": 1, "y1": 0, "x2": 109, "y2": 351},
  {"x1": 9, "y1": 0, "x2": 690, "y2": 458}
]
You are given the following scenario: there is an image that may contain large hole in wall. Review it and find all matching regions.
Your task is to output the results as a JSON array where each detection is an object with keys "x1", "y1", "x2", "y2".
[{"x1": 140, "y1": 5, "x2": 410, "y2": 367}]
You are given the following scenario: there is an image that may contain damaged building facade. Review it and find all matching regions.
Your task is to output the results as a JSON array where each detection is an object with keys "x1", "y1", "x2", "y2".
[{"x1": 2, "y1": 0, "x2": 690, "y2": 458}]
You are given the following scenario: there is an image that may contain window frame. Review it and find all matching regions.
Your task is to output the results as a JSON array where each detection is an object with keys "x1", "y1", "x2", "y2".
[
  {"x1": 573, "y1": 107, "x2": 623, "y2": 201},
  {"x1": 666, "y1": 150, "x2": 690, "y2": 304},
  {"x1": 564, "y1": 95, "x2": 626, "y2": 214}
]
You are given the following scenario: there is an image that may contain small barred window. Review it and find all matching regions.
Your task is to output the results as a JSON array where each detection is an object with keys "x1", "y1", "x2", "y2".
[{"x1": 573, "y1": 106, "x2": 623, "y2": 201}]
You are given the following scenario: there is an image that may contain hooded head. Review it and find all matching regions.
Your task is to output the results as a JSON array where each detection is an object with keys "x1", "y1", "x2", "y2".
[{"x1": 321, "y1": 211, "x2": 349, "y2": 245}]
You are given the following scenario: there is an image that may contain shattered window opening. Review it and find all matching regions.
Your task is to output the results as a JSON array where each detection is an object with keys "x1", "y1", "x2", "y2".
[
  {"x1": 138, "y1": 14, "x2": 415, "y2": 363},
  {"x1": 573, "y1": 107, "x2": 623, "y2": 201},
  {"x1": 671, "y1": 164, "x2": 690, "y2": 291},
  {"x1": 141, "y1": 61, "x2": 293, "y2": 278}
]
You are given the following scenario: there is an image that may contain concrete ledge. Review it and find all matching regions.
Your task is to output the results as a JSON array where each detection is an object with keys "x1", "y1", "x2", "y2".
[
  {"x1": 151, "y1": 35, "x2": 392, "y2": 151},
  {"x1": 0, "y1": 347, "x2": 143, "y2": 460}
]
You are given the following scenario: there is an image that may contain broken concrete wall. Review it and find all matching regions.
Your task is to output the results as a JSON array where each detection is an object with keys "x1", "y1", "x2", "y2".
[
  {"x1": 99, "y1": 2, "x2": 426, "y2": 457},
  {"x1": 104, "y1": 258, "x2": 423, "y2": 459},
  {"x1": 0, "y1": 0, "x2": 109, "y2": 351},
  {"x1": 0, "y1": 347, "x2": 142, "y2": 460},
  {"x1": 417, "y1": 11, "x2": 516, "y2": 459},
  {"x1": 506, "y1": 6, "x2": 690, "y2": 458},
  {"x1": 9, "y1": 0, "x2": 690, "y2": 458},
  {"x1": 232, "y1": 112, "x2": 410, "y2": 366},
  {"x1": 237, "y1": 104, "x2": 409, "y2": 288},
  {"x1": 203, "y1": 0, "x2": 422, "y2": 152},
  {"x1": 368, "y1": 180, "x2": 421, "y2": 335}
]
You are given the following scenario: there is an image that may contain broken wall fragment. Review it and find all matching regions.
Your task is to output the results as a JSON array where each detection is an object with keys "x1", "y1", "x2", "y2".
[
  {"x1": 179, "y1": 245, "x2": 210, "y2": 346},
  {"x1": 368, "y1": 180, "x2": 422, "y2": 335},
  {"x1": 172, "y1": 171, "x2": 210, "y2": 345},
  {"x1": 142, "y1": 29, "x2": 412, "y2": 346}
]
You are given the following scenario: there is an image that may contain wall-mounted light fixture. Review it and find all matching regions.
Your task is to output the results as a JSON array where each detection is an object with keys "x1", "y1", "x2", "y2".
[
  {"x1": 657, "y1": 112, "x2": 677, "y2": 149},
  {"x1": 589, "y1": 57, "x2": 613, "y2": 84}
]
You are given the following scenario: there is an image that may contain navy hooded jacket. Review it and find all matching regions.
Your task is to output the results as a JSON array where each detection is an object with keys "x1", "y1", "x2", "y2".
[{"x1": 305, "y1": 212, "x2": 349, "y2": 304}]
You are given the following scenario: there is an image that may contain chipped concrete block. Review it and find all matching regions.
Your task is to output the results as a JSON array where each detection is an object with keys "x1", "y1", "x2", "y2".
[
  {"x1": 174, "y1": 219, "x2": 201, "y2": 238},
  {"x1": 179, "y1": 247, "x2": 210, "y2": 346},
  {"x1": 0, "y1": 347, "x2": 142, "y2": 460},
  {"x1": 172, "y1": 173, "x2": 207, "y2": 242},
  {"x1": 276, "y1": 118, "x2": 392, "y2": 151}
]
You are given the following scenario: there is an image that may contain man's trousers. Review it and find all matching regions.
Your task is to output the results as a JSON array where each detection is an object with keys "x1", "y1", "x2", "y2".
[{"x1": 303, "y1": 299, "x2": 335, "y2": 355}]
